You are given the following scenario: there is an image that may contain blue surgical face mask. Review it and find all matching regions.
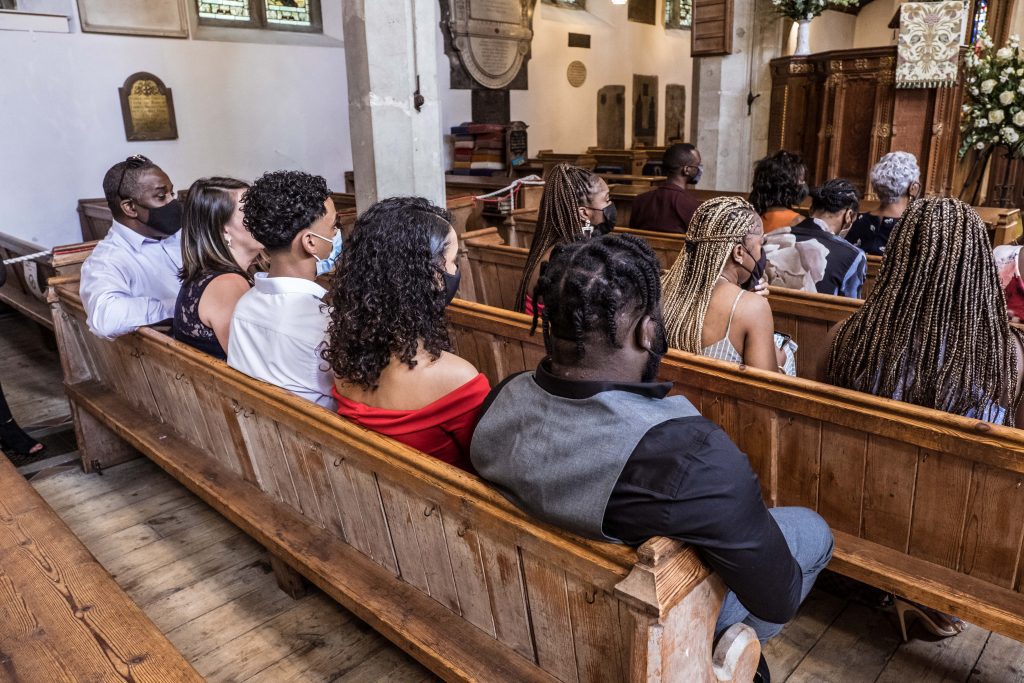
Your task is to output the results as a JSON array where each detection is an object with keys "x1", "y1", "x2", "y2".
[{"x1": 311, "y1": 228, "x2": 343, "y2": 276}]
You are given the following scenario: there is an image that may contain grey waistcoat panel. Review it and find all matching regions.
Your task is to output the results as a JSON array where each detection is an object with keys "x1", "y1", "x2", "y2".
[{"x1": 470, "y1": 372, "x2": 701, "y2": 540}]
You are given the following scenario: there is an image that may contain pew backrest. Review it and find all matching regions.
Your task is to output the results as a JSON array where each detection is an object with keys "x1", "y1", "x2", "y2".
[
  {"x1": 443, "y1": 299, "x2": 1024, "y2": 643},
  {"x1": 50, "y1": 277, "x2": 759, "y2": 683}
]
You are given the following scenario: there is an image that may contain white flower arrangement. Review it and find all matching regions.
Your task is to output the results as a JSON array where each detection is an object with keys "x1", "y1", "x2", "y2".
[
  {"x1": 769, "y1": 0, "x2": 858, "y2": 22},
  {"x1": 961, "y1": 32, "x2": 1024, "y2": 158}
]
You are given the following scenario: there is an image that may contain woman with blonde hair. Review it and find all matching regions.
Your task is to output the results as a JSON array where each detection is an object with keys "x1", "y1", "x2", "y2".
[{"x1": 662, "y1": 196, "x2": 793, "y2": 373}]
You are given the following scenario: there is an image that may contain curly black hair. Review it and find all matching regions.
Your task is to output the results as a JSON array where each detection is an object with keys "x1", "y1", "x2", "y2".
[
  {"x1": 749, "y1": 150, "x2": 808, "y2": 215},
  {"x1": 532, "y1": 234, "x2": 663, "y2": 360},
  {"x1": 241, "y1": 170, "x2": 331, "y2": 250},
  {"x1": 810, "y1": 178, "x2": 860, "y2": 214},
  {"x1": 322, "y1": 196, "x2": 455, "y2": 390}
]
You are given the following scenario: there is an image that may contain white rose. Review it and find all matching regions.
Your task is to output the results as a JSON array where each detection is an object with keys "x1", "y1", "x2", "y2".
[
  {"x1": 977, "y1": 119, "x2": 988, "y2": 127},
  {"x1": 977, "y1": 141, "x2": 987, "y2": 149},
  {"x1": 997, "y1": 47, "x2": 1014, "y2": 61},
  {"x1": 1003, "y1": 127, "x2": 1020, "y2": 144},
  {"x1": 1000, "y1": 91, "x2": 1016, "y2": 105},
  {"x1": 981, "y1": 79, "x2": 997, "y2": 93},
  {"x1": 990, "y1": 109, "x2": 1005, "y2": 124},
  {"x1": 1014, "y1": 110, "x2": 1024, "y2": 126}
]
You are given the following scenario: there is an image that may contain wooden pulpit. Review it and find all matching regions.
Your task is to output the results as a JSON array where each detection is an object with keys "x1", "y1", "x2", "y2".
[{"x1": 768, "y1": 46, "x2": 967, "y2": 200}]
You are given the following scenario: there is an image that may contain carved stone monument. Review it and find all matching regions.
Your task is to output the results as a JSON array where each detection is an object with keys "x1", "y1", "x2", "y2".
[
  {"x1": 632, "y1": 75, "x2": 658, "y2": 147},
  {"x1": 118, "y1": 72, "x2": 177, "y2": 141},
  {"x1": 665, "y1": 84, "x2": 686, "y2": 144},
  {"x1": 440, "y1": 0, "x2": 538, "y2": 90},
  {"x1": 597, "y1": 85, "x2": 626, "y2": 149}
]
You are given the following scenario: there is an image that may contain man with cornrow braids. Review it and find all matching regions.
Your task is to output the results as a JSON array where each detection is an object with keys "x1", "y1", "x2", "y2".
[
  {"x1": 763, "y1": 178, "x2": 866, "y2": 298},
  {"x1": 472, "y1": 234, "x2": 833, "y2": 682},
  {"x1": 514, "y1": 163, "x2": 615, "y2": 314}
]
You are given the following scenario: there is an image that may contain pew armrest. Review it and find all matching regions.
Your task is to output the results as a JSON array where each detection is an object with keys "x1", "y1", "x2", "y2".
[{"x1": 712, "y1": 623, "x2": 761, "y2": 683}]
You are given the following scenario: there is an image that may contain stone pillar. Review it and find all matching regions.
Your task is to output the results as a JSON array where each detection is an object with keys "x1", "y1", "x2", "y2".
[
  {"x1": 342, "y1": 0, "x2": 446, "y2": 211},
  {"x1": 692, "y1": 0, "x2": 783, "y2": 192}
]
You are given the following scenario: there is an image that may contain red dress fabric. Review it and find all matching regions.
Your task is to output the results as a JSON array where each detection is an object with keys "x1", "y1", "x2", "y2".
[
  {"x1": 332, "y1": 373, "x2": 490, "y2": 473},
  {"x1": 628, "y1": 185, "x2": 700, "y2": 233}
]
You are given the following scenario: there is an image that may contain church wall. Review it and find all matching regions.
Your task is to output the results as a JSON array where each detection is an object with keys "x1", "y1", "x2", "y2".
[
  {"x1": 0, "y1": 4, "x2": 350, "y2": 248},
  {"x1": 435, "y1": 1, "x2": 694, "y2": 157}
]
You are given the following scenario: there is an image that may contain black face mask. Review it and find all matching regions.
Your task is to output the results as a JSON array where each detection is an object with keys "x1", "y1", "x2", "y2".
[
  {"x1": 139, "y1": 198, "x2": 183, "y2": 236},
  {"x1": 642, "y1": 317, "x2": 669, "y2": 383},
  {"x1": 741, "y1": 243, "x2": 767, "y2": 291},
  {"x1": 689, "y1": 166, "x2": 703, "y2": 185},
  {"x1": 442, "y1": 265, "x2": 461, "y2": 306},
  {"x1": 588, "y1": 203, "x2": 616, "y2": 236}
]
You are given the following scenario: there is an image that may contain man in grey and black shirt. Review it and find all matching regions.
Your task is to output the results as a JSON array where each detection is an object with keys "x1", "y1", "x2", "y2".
[{"x1": 471, "y1": 235, "x2": 833, "y2": 681}]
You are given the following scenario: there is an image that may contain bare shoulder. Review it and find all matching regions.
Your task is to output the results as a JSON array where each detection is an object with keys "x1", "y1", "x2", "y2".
[
  {"x1": 736, "y1": 288, "x2": 773, "y2": 320},
  {"x1": 204, "y1": 273, "x2": 251, "y2": 302},
  {"x1": 433, "y1": 351, "x2": 482, "y2": 392}
]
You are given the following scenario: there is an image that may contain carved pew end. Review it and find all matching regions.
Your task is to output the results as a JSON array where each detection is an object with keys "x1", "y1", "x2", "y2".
[{"x1": 712, "y1": 623, "x2": 761, "y2": 683}]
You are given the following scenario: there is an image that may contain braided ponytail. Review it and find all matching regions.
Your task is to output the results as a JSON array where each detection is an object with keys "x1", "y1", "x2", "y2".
[
  {"x1": 661, "y1": 196, "x2": 760, "y2": 352},
  {"x1": 514, "y1": 164, "x2": 603, "y2": 312},
  {"x1": 825, "y1": 197, "x2": 1022, "y2": 426}
]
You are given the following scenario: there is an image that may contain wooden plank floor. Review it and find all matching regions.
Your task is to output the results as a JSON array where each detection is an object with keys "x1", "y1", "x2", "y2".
[{"x1": 4, "y1": 308, "x2": 1024, "y2": 681}]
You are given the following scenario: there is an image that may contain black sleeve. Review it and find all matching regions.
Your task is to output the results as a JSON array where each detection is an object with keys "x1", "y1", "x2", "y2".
[{"x1": 603, "y1": 417, "x2": 803, "y2": 624}]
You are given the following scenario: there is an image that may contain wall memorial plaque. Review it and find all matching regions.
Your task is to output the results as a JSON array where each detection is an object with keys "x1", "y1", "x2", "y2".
[
  {"x1": 627, "y1": 0, "x2": 656, "y2": 25},
  {"x1": 442, "y1": 0, "x2": 538, "y2": 90},
  {"x1": 632, "y1": 75, "x2": 658, "y2": 147},
  {"x1": 597, "y1": 85, "x2": 626, "y2": 149},
  {"x1": 567, "y1": 61, "x2": 587, "y2": 87},
  {"x1": 118, "y1": 72, "x2": 178, "y2": 142},
  {"x1": 664, "y1": 84, "x2": 686, "y2": 144}
]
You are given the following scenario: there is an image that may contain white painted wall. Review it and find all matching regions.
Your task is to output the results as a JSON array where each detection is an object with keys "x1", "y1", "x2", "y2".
[
  {"x1": 0, "y1": 2, "x2": 349, "y2": 248},
  {"x1": 3, "y1": 0, "x2": 694, "y2": 247},
  {"x1": 437, "y1": 1, "x2": 695, "y2": 157}
]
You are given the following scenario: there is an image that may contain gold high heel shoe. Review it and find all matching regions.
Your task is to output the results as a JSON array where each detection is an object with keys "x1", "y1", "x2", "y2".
[{"x1": 893, "y1": 598, "x2": 965, "y2": 641}]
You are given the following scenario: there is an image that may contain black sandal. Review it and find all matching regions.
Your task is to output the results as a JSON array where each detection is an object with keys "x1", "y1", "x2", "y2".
[{"x1": 0, "y1": 418, "x2": 44, "y2": 457}]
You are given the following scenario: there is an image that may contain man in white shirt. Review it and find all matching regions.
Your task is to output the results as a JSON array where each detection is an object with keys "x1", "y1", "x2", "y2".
[
  {"x1": 80, "y1": 155, "x2": 183, "y2": 339},
  {"x1": 227, "y1": 170, "x2": 339, "y2": 409}
]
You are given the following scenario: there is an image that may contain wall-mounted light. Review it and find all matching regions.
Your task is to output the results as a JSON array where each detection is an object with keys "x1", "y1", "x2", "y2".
[{"x1": 610, "y1": 0, "x2": 627, "y2": 5}]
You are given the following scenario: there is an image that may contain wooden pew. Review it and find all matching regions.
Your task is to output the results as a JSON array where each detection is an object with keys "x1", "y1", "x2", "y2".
[
  {"x1": 0, "y1": 452, "x2": 202, "y2": 681},
  {"x1": 49, "y1": 277, "x2": 761, "y2": 683},
  {"x1": 441, "y1": 300, "x2": 1024, "y2": 644},
  {"x1": 587, "y1": 148, "x2": 648, "y2": 175},
  {"x1": 0, "y1": 233, "x2": 95, "y2": 330}
]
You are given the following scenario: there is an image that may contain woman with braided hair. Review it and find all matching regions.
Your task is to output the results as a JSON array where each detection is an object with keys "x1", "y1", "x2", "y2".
[
  {"x1": 822, "y1": 197, "x2": 1024, "y2": 428},
  {"x1": 661, "y1": 196, "x2": 794, "y2": 374},
  {"x1": 815, "y1": 199, "x2": 1019, "y2": 641},
  {"x1": 513, "y1": 163, "x2": 615, "y2": 313}
]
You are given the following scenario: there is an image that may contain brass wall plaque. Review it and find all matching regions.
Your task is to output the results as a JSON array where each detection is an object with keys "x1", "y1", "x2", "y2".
[
  {"x1": 118, "y1": 72, "x2": 178, "y2": 142},
  {"x1": 567, "y1": 60, "x2": 587, "y2": 87}
]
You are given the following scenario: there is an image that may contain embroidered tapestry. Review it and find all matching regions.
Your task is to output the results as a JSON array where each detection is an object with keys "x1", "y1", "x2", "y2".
[{"x1": 896, "y1": 1, "x2": 966, "y2": 88}]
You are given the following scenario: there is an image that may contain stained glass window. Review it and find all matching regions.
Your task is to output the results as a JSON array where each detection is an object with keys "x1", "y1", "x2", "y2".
[
  {"x1": 970, "y1": 0, "x2": 988, "y2": 45},
  {"x1": 265, "y1": 0, "x2": 311, "y2": 27},
  {"x1": 196, "y1": 0, "x2": 320, "y2": 31},
  {"x1": 198, "y1": 0, "x2": 251, "y2": 22},
  {"x1": 665, "y1": 0, "x2": 692, "y2": 29}
]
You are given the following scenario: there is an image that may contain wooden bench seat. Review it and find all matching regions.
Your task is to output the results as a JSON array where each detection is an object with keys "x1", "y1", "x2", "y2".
[
  {"x1": 0, "y1": 452, "x2": 201, "y2": 682},
  {"x1": 0, "y1": 233, "x2": 95, "y2": 331},
  {"x1": 439, "y1": 299, "x2": 1024, "y2": 643},
  {"x1": 49, "y1": 276, "x2": 761, "y2": 683}
]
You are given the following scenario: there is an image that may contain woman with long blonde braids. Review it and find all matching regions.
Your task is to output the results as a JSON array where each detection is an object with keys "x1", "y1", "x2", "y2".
[
  {"x1": 822, "y1": 197, "x2": 1024, "y2": 427},
  {"x1": 514, "y1": 164, "x2": 614, "y2": 313},
  {"x1": 662, "y1": 196, "x2": 790, "y2": 373}
]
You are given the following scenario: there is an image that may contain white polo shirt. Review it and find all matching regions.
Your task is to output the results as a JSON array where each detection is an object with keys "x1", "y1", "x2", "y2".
[{"x1": 226, "y1": 273, "x2": 337, "y2": 410}]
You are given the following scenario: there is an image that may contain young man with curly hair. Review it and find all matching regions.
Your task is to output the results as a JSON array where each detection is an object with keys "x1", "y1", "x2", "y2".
[{"x1": 226, "y1": 170, "x2": 339, "y2": 409}]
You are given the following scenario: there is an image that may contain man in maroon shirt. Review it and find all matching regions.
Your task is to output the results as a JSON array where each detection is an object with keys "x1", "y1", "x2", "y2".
[{"x1": 629, "y1": 143, "x2": 702, "y2": 234}]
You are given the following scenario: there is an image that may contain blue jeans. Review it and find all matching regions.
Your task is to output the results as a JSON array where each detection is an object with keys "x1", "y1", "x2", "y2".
[{"x1": 715, "y1": 507, "x2": 834, "y2": 642}]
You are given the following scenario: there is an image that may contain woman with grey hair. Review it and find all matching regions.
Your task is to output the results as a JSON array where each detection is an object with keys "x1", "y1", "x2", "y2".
[{"x1": 845, "y1": 151, "x2": 921, "y2": 255}]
